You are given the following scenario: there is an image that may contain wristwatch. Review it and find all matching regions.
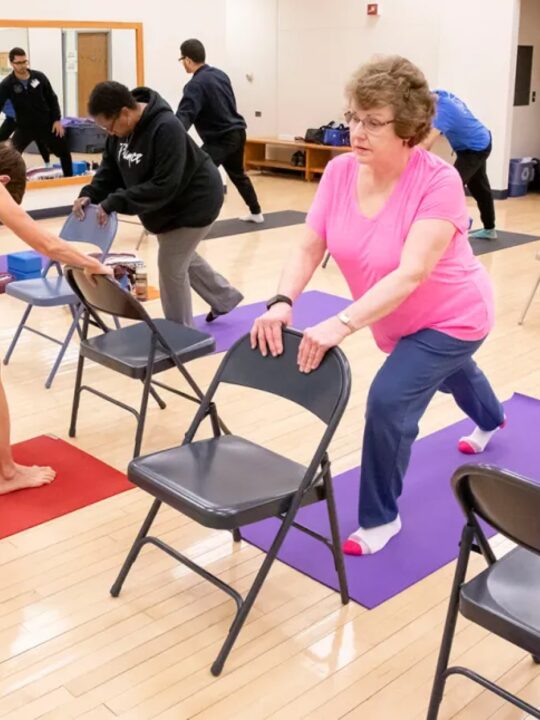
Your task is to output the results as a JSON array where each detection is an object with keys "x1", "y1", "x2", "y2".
[
  {"x1": 337, "y1": 311, "x2": 353, "y2": 328},
  {"x1": 266, "y1": 294, "x2": 293, "y2": 310}
]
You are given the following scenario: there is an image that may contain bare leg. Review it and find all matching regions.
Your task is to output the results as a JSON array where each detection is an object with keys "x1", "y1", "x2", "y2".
[{"x1": 0, "y1": 369, "x2": 55, "y2": 495}]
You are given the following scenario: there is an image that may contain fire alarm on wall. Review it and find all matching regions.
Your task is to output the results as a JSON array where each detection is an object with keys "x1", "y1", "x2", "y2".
[{"x1": 367, "y1": 3, "x2": 381, "y2": 15}]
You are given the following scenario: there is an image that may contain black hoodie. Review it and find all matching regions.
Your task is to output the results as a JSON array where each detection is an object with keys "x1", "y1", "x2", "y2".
[{"x1": 79, "y1": 88, "x2": 223, "y2": 234}]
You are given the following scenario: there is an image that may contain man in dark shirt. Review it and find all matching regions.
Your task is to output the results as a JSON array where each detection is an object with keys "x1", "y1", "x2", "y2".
[
  {"x1": 0, "y1": 48, "x2": 72, "y2": 177},
  {"x1": 176, "y1": 39, "x2": 263, "y2": 224},
  {"x1": 73, "y1": 81, "x2": 242, "y2": 326}
]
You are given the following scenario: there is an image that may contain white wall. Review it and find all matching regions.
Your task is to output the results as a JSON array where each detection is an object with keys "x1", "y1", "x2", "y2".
[
  {"x1": 225, "y1": 0, "x2": 277, "y2": 136},
  {"x1": 110, "y1": 29, "x2": 137, "y2": 90},
  {"x1": 437, "y1": 0, "x2": 520, "y2": 191},
  {"x1": 27, "y1": 28, "x2": 64, "y2": 112},
  {"x1": 511, "y1": 0, "x2": 540, "y2": 159},
  {"x1": 1, "y1": 0, "x2": 523, "y2": 192},
  {"x1": 0, "y1": 28, "x2": 29, "y2": 74},
  {"x1": 276, "y1": 0, "x2": 442, "y2": 138},
  {"x1": 0, "y1": 1, "x2": 227, "y2": 111},
  {"x1": 271, "y1": 0, "x2": 520, "y2": 192}
]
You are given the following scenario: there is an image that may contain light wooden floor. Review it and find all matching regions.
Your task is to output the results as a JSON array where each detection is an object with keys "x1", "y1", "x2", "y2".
[{"x1": 1, "y1": 173, "x2": 540, "y2": 719}]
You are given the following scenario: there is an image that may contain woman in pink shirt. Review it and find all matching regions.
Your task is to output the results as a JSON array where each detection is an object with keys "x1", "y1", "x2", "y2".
[{"x1": 251, "y1": 56, "x2": 504, "y2": 556}]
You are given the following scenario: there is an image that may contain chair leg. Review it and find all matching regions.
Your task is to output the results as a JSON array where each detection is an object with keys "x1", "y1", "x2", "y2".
[
  {"x1": 110, "y1": 499, "x2": 162, "y2": 597},
  {"x1": 69, "y1": 351, "x2": 85, "y2": 437},
  {"x1": 136, "y1": 228, "x2": 148, "y2": 251},
  {"x1": 3, "y1": 304, "x2": 33, "y2": 365},
  {"x1": 232, "y1": 529, "x2": 242, "y2": 542},
  {"x1": 519, "y1": 273, "x2": 540, "y2": 324},
  {"x1": 533, "y1": 655, "x2": 540, "y2": 664},
  {"x1": 322, "y1": 252, "x2": 331, "y2": 269},
  {"x1": 133, "y1": 371, "x2": 154, "y2": 458},
  {"x1": 210, "y1": 509, "x2": 298, "y2": 676},
  {"x1": 323, "y1": 470, "x2": 349, "y2": 605},
  {"x1": 148, "y1": 384, "x2": 167, "y2": 410},
  {"x1": 45, "y1": 306, "x2": 84, "y2": 389},
  {"x1": 426, "y1": 525, "x2": 474, "y2": 720}
]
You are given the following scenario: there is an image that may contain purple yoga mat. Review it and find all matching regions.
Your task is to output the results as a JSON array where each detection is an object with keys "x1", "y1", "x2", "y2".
[
  {"x1": 194, "y1": 290, "x2": 350, "y2": 353},
  {"x1": 242, "y1": 392, "x2": 540, "y2": 608}
]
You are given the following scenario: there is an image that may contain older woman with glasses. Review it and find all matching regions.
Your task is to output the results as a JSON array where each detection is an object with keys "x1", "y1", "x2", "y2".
[{"x1": 250, "y1": 55, "x2": 505, "y2": 557}]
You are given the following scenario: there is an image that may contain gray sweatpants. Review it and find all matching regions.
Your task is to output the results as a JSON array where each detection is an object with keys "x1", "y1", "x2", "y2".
[{"x1": 156, "y1": 224, "x2": 243, "y2": 327}]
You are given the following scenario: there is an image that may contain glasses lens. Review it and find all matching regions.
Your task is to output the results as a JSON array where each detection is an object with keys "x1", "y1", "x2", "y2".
[{"x1": 364, "y1": 118, "x2": 383, "y2": 132}]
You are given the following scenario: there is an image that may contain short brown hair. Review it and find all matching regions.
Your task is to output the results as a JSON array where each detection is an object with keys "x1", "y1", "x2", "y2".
[
  {"x1": 0, "y1": 142, "x2": 27, "y2": 204},
  {"x1": 346, "y1": 55, "x2": 435, "y2": 147}
]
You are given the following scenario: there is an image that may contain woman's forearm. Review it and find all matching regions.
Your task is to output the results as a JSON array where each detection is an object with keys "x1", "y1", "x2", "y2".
[
  {"x1": 276, "y1": 227, "x2": 326, "y2": 300},
  {"x1": 346, "y1": 268, "x2": 421, "y2": 330},
  {"x1": 1, "y1": 195, "x2": 102, "y2": 271}
]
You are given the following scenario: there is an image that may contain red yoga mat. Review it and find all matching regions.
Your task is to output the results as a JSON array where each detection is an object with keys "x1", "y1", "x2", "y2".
[{"x1": 0, "y1": 435, "x2": 133, "y2": 539}]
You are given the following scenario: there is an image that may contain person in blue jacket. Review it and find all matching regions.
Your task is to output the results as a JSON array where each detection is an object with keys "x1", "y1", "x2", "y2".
[
  {"x1": 423, "y1": 90, "x2": 497, "y2": 240},
  {"x1": 176, "y1": 39, "x2": 264, "y2": 224}
]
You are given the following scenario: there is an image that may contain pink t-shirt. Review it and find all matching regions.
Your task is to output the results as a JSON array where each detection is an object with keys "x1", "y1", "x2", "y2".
[{"x1": 306, "y1": 148, "x2": 494, "y2": 353}]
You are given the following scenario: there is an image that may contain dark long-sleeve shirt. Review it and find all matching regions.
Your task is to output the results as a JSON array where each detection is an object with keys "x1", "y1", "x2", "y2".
[
  {"x1": 176, "y1": 64, "x2": 246, "y2": 144},
  {"x1": 0, "y1": 70, "x2": 61, "y2": 129}
]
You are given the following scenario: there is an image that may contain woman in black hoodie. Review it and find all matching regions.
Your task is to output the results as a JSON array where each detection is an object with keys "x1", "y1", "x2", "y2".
[{"x1": 73, "y1": 81, "x2": 243, "y2": 326}]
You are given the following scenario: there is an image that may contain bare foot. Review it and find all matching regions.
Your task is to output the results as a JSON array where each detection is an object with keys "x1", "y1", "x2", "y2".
[{"x1": 0, "y1": 464, "x2": 56, "y2": 495}]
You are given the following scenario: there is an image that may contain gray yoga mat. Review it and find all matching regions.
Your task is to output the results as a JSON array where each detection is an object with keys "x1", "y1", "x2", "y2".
[
  {"x1": 470, "y1": 229, "x2": 540, "y2": 256},
  {"x1": 206, "y1": 210, "x2": 306, "y2": 239}
]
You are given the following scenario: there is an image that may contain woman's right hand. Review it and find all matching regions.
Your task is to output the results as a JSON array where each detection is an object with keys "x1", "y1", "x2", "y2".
[
  {"x1": 72, "y1": 196, "x2": 90, "y2": 220},
  {"x1": 250, "y1": 302, "x2": 293, "y2": 357}
]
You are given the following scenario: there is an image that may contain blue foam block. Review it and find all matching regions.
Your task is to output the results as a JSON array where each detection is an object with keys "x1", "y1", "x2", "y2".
[{"x1": 7, "y1": 251, "x2": 43, "y2": 273}]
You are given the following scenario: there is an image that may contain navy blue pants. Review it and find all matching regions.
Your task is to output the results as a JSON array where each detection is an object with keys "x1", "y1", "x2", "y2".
[{"x1": 359, "y1": 329, "x2": 504, "y2": 528}]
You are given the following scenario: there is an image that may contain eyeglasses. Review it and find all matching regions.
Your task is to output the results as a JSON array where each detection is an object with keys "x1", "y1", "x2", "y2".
[
  {"x1": 12, "y1": 60, "x2": 28, "y2": 66},
  {"x1": 97, "y1": 113, "x2": 120, "y2": 133},
  {"x1": 178, "y1": 56, "x2": 186, "y2": 62},
  {"x1": 344, "y1": 111, "x2": 395, "y2": 134}
]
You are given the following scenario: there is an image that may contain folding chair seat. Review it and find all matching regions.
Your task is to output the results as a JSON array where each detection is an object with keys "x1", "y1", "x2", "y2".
[
  {"x1": 65, "y1": 267, "x2": 216, "y2": 458},
  {"x1": 110, "y1": 328, "x2": 352, "y2": 675},
  {"x1": 3, "y1": 205, "x2": 118, "y2": 388},
  {"x1": 427, "y1": 464, "x2": 540, "y2": 720}
]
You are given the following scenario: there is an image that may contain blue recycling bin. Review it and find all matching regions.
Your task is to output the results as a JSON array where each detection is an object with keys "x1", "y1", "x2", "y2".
[{"x1": 508, "y1": 158, "x2": 535, "y2": 197}]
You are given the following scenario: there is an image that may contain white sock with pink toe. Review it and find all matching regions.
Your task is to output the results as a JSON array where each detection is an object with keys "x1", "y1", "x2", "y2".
[
  {"x1": 343, "y1": 516, "x2": 402, "y2": 556},
  {"x1": 458, "y1": 417, "x2": 506, "y2": 454}
]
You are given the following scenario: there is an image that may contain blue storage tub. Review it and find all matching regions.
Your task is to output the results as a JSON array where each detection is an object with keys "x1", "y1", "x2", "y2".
[{"x1": 508, "y1": 158, "x2": 535, "y2": 197}]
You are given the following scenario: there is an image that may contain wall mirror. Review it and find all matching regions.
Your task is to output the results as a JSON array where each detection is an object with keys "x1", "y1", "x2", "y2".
[{"x1": 0, "y1": 20, "x2": 144, "y2": 190}]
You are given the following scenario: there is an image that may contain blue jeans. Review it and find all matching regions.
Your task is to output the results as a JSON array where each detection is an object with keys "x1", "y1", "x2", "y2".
[{"x1": 358, "y1": 329, "x2": 504, "y2": 528}]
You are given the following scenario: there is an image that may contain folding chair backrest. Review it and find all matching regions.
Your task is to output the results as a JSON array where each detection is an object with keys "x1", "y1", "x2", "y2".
[
  {"x1": 66, "y1": 266, "x2": 152, "y2": 322},
  {"x1": 59, "y1": 204, "x2": 118, "y2": 255},
  {"x1": 452, "y1": 463, "x2": 540, "y2": 555},
  {"x1": 212, "y1": 329, "x2": 351, "y2": 426}
]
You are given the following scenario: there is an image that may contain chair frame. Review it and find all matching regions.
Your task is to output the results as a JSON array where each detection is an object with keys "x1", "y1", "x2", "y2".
[
  {"x1": 66, "y1": 268, "x2": 220, "y2": 458},
  {"x1": 427, "y1": 464, "x2": 540, "y2": 720},
  {"x1": 110, "y1": 329, "x2": 351, "y2": 675},
  {"x1": 519, "y1": 253, "x2": 540, "y2": 324},
  {"x1": 3, "y1": 207, "x2": 118, "y2": 388}
]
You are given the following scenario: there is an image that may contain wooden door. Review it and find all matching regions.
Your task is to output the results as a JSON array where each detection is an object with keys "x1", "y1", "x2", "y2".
[{"x1": 77, "y1": 32, "x2": 109, "y2": 116}]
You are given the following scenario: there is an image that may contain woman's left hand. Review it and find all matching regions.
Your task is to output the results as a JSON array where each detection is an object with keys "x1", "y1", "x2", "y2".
[{"x1": 298, "y1": 316, "x2": 352, "y2": 373}]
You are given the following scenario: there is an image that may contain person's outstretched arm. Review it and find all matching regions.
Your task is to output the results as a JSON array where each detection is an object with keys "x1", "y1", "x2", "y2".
[{"x1": 0, "y1": 184, "x2": 110, "y2": 276}]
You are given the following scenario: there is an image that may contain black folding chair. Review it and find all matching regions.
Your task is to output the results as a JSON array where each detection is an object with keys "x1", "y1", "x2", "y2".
[
  {"x1": 110, "y1": 328, "x2": 351, "y2": 675},
  {"x1": 427, "y1": 463, "x2": 540, "y2": 719},
  {"x1": 65, "y1": 267, "x2": 216, "y2": 458}
]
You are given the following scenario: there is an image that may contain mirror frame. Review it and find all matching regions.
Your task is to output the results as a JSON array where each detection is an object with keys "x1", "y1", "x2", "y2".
[{"x1": 0, "y1": 18, "x2": 144, "y2": 190}]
